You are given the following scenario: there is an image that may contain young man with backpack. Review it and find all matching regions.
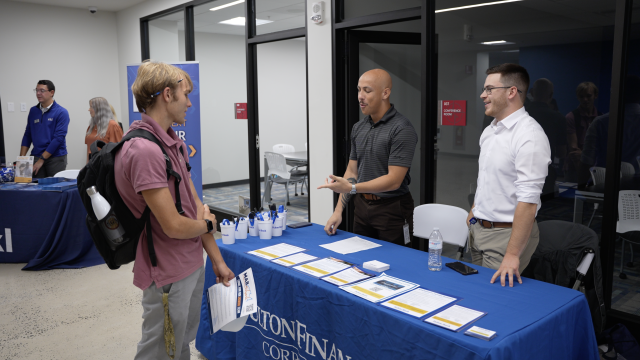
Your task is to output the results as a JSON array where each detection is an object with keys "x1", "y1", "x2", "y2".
[{"x1": 116, "y1": 60, "x2": 234, "y2": 359}]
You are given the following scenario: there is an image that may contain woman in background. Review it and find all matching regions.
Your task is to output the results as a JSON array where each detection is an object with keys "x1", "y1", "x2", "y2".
[
  {"x1": 85, "y1": 97, "x2": 123, "y2": 163},
  {"x1": 109, "y1": 103, "x2": 124, "y2": 131}
]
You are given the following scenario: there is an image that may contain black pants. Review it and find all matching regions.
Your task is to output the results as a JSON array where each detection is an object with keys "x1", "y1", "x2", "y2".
[
  {"x1": 353, "y1": 192, "x2": 415, "y2": 248},
  {"x1": 33, "y1": 155, "x2": 67, "y2": 178}
]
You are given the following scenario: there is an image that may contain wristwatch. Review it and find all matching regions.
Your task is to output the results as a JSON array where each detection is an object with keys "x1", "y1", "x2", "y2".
[
  {"x1": 204, "y1": 219, "x2": 214, "y2": 233},
  {"x1": 350, "y1": 184, "x2": 357, "y2": 195}
]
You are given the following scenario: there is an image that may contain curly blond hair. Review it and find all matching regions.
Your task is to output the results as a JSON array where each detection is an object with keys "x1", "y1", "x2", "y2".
[{"x1": 131, "y1": 60, "x2": 193, "y2": 113}]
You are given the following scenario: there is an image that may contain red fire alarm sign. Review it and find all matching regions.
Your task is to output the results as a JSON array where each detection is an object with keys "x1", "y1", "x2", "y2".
[
  {"x1": 441, "y1": 100, "x2": 467, "y2": 126},
  {"x1": 235, "y1": 103, "x2": 247, "y2": 119}
]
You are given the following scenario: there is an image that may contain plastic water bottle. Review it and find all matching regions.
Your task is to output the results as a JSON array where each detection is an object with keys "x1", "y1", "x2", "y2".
[
  {"x1": 428, "y1": 228, "x2": 443, "y2": 271},
  {"x1": 87, "y1": 186, "x2": 125, "y2": 248}
]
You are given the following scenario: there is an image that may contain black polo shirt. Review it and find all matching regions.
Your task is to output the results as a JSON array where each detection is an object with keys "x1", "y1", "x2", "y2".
[{"x1": 349, "y1": 104, "x2": 418, "y2": 198}]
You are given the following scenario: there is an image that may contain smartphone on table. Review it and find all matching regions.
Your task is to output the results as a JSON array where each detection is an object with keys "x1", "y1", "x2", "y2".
[{"x1": 446, "y1": 261, "x2": 478, "y2": 275}]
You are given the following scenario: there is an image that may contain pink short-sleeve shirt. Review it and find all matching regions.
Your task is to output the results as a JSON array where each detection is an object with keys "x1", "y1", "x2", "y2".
[{"x1": 114, "y1": 114, "x2": 203, "y2": 290}]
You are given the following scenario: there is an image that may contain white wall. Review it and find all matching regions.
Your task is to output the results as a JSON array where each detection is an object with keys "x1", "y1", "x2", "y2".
[
  {"x1": 115, "y1": 0, "x2": 191, "y2": 129},
  {"x1": 195, "y1": 31, "x2": 248, "y2": 184},
  {"x1": 307, "y1": 0, "x2": 334, "y2": 224},
  {"x1": 257, "y1": 39, "x2": 307, "y2": 175},
  {"x1": 148, "y1": 19, "x2": 180, "y2": 63},
  {"x1": 0, "y1": 0, "x2": 121, "y2": 170}
]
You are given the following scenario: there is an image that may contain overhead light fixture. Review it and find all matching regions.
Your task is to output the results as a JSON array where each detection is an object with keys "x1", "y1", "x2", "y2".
[
  {"x1": 436, "y1": 0, "x2": 523, "y2": 13},
  {"x1": 219, "y1": 17, "x2": 273, "y2": 26},
  {"x1": 210, "y1": 0, "x2": 244, "y2": 12},
  {"x1": 481, "y1": 40, "x2": 514, "y2": 45}
]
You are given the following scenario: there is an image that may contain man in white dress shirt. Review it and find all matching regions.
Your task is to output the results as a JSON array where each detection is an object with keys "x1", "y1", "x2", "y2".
[{"x1": 467, "y1": 63, "x2": 551, "y2": 287}]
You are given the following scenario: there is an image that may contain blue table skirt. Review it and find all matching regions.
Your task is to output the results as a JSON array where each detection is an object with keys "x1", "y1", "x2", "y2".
[
  {"x1": 0, "y1": 187, "x2": 103, "y2": 270},
  {"x1": 196, "y1": 224, "x2": 598, "y2": 360}
]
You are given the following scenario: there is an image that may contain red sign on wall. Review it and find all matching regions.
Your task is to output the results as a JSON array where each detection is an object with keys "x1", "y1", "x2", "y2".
[
  {"x1": 441, "y1": 100, "x2": 466, "y2": 126},
  {"x1": 235, "y1": 103, "x2": 247, "y2": 119}
]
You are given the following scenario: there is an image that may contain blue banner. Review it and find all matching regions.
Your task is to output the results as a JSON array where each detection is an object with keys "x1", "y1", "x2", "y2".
[{"x1": 126, "y1": 62, "x2": 203, "y2": 200}]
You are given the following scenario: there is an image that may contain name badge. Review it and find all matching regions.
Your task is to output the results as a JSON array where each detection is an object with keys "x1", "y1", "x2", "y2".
[
  {"x1": 34, "y1": 119, "x2": 40, "y2": 124},
  {"x1": 48, "y1": 118, "x2": 54, "y2": 121}
]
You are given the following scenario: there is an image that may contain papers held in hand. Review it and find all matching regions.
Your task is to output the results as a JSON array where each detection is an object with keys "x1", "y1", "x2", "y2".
[{"x1": 207, "y1": 268, "x2": 258, "y2": 334}]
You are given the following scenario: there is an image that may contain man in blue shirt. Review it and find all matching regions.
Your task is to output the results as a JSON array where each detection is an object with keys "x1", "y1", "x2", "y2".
[{"x1": 20, "y1": 80, "x2": 70, "y2": 178}]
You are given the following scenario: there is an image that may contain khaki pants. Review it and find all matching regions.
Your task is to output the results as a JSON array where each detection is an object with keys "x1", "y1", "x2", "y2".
[
  {"x1": 135, "y1": 266, "x2": 204, "y2": 360},
  {"x1": 468, "y1": 221, "x2": 539, "y2": 273}
]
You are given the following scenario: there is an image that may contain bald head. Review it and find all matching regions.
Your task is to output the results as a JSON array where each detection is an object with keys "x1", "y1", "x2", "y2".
[
  {"x1": 531, "y1": 78, "x2": 554, "y2": 103},
  {"x1": 360, "y1": 69, "x2": 393, "y2": 92},
  {"x1": 357, "y1": 69, "x2": 394, "y2": 121}
]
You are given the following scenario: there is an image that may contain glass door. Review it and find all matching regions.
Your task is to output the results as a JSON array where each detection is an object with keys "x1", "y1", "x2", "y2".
[{"x1": 341, "y1": 27, "x2": 421, "y2": 233}]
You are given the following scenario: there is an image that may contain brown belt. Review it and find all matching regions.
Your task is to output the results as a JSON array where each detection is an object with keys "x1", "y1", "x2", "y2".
[
  {"x1": 477, "y1": 219, "x2": 512, "y2": 229},
  {"x1": 362, "y1": 193, "x2": 381, "y2": 201}
]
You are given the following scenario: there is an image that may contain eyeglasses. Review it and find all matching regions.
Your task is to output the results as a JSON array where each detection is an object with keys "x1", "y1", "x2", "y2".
[
  {"x1": 150, "y1": 79, "x2": 184, "y2": 98},
  {"x1": 481, "y1": 86, "x2": 522, "y2": 95},
  {"x1": 33, "y1": 89, "x2": 51, "y2": 94}
]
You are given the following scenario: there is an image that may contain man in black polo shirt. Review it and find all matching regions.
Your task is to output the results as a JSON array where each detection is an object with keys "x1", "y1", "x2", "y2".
[{"x1": 318, "y1": 69, "x2": 418, "y2": 247}]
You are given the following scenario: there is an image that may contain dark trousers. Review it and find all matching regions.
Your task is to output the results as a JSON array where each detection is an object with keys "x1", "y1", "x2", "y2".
[
  {"x1": 33, "y1": 155, "x2": 67, "y2": 178},
  {"x1": 353, "y1": 192, "x2": 415, "y2": 248}
]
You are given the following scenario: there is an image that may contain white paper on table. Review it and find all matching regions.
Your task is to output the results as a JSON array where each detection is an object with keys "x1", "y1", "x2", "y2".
[
  {"x1": 247, "y1": 243, "x2": 306, "y2": 260},
  {"x1": 292, "y1": 257, "x2": 354, "y2": 278},
  {"x1": 341, "y1": 273, "x2": 418, "y2": 303},
  {"x1": 381, "y1": 288, "x2": 458, "y2": 318},
  {"x1": 271, "y1": 253, "x2": 318, "y2": 267},
  {"x1": 321, "y1": 266, "x2": 374, "y2": 286},
  {"x1": 207, "y1": 268, "x2": 258, "y2": 334},
  {"x1": 319, "y1": 236, "x2": 381, "y2": 255},
  {"x1": 424, "y1": 305, "x2": 486, "y2": 332}
]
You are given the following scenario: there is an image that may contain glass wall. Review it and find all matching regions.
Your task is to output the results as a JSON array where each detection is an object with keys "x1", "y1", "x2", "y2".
[
  {"x1": 435, "y1": 0, "x2": 619, "y2": 308},
  {"x1": 194, "y1": 1, "x2": 251, "y2": 215},
  {"x1": 255, "y1": 0, "x2": 305, "y2": 35},
  {"x1": 257, "y1": 38, "x2": 308, "y2": 223},
  {"x1": 149, "y1": 11, "x2": 185, "y2": 62},
  {"x1": 611, "y1": 1, "x2": 640, "y2": 317}
]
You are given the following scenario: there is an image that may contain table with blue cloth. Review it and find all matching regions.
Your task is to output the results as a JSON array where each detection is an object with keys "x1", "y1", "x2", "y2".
[
  {"x1": 195, "y1": 224, "x2": 598, "y2": 360},
  {"x1": 0, "y1": 185, "x2": 103, "y2": 270}
]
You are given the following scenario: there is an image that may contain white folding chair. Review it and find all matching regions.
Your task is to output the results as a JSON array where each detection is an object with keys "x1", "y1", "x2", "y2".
[
  {"x1": 413, "y1": 204, "x2": 469, "y2": 259},
  {"x1": 617, "y1": 190, "x2": 640, "y2": 279},
  {"x1": 54, "y1": 169, "x2": 80, "y2": 179},
  {"x1": 263, "y1": 152, "x2": 305, "y2": 206}
]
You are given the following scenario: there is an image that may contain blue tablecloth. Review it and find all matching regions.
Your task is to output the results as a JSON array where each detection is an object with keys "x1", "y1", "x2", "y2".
[
  {"x1": 195, "y1": 224, "x2": 599, "y2": 360},
  {"x1": 0, "y1": 186, "x2": 103, "y2": 270}
]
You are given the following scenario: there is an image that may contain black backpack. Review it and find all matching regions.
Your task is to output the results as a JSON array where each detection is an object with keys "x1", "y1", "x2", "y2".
[{"x1": 77, "y1": 129, "x2": 190, "y2": 270}]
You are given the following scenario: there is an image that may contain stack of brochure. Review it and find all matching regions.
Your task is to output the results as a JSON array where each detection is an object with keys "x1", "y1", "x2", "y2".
[{"x1": 363, "y1": 260, "x2": 389, "y2": 272}]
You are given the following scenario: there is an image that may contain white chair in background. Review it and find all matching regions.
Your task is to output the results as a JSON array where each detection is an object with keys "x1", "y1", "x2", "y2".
[
  {"x1": 617, "y1": 190, "x2": 640, "y2": 279},
  {"x1": 54, "y1": 169, "x2": 80, "y2": 179},
  {"x1": 272, "y1": 144, "x2": 308, "y2": 196},
  {"x1": 263, "y1": 152, "x2": 306, "y2": 206},
  {"x1": 589, "y1": 167, "x2": 607, "y2": 186},
  {"x1": 621, "y1": 161, "x2": 635, "y2": 179},
  {"x1": 272, "y1": 144, "x2": 295, "y2": 154},
  {"x1": 413, "y1": 204, "x2": 469, "y2": 259}
]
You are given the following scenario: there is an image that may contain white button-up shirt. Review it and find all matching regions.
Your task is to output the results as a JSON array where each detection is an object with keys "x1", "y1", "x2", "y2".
[{"x1": 473, "y1": 106, "x2": 551, "y2": 222}]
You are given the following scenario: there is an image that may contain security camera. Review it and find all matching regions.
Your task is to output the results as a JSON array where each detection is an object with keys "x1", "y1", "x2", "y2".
[{"x1": 88, "y1": 6, "x2": 98, "y2": 14}]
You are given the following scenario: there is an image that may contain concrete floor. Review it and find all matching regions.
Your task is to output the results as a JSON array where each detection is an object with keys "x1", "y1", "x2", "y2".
[{"x1": 0, "y1": 261, "x2": 208, "y2": 360}]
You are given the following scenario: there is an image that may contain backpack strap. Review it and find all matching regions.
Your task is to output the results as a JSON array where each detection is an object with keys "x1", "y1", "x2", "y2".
[
  {"x1": 122, "y1": 129, "x2": 185, "y2": 214},
  {"x1": 117, "y1": 129, "x2": 186, "y2": 267},
  {"x1": 180, "y1": 146, "x2": 192, "y2": 172}
]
